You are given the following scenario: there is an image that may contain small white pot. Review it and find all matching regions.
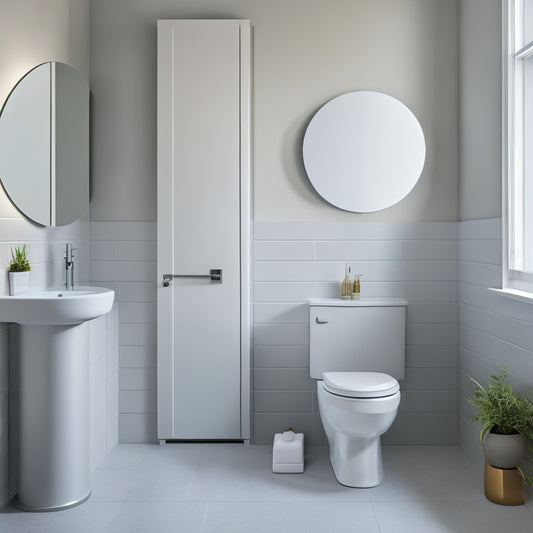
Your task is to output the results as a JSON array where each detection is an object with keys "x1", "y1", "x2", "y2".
[{"x1": 9, "y1": 271, "x2": 30, "y2": 296}]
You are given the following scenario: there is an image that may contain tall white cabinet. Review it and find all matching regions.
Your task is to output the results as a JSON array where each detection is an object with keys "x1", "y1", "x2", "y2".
[{"x1": 157, "y1": 20, "x2": 250, "y2": 441}]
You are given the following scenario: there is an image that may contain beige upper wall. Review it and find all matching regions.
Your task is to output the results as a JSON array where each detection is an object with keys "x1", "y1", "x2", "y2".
[
  {"x1": 0, "y1": 0, "x2": 90, "y2": 219},
  {"x1": 458, "y1": 0, "x2": 502, "y2": 221},
  {"x1": 0, "y1": 1, "x2": 503, "y2": 223},
  {"x1": 90, "y1": 0, "x2": 459, "y2": 222},
  {"x1": 0, "y1": 0, "x2": 89, "y2": 102}
]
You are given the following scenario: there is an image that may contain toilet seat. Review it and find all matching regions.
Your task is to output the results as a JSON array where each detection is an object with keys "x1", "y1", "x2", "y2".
[{"x1": 322, "y1": 372, "x2": 399, "y2": 398}]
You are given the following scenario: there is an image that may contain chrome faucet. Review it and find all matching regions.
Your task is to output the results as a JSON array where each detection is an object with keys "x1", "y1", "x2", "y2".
[{"x1": 65, "y1": 243, "x2": 75, "y2": 290}]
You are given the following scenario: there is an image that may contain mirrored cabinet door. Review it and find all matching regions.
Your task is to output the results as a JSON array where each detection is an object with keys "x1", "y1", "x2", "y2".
[{"x1": 0, "y1": 62, "x2": 89, "y2": 226}]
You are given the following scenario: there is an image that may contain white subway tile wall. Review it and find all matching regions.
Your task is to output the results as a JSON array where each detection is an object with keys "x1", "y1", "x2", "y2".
[
  {"x1": 89, "y1": 305, "x2": 120, "y2": 472},
  {"x1": 90, "y1": 221, "x2": 157, "y2": 443},
  {"x1": 91, "y1": 220, "x2": 463, "y2": 447},
  {"x1": 458, "y1": 218, "x2": 533, "y2": 469},
  {"x1": 3, "y1": 215, "x2": 529, "y2": 507},
  {"x1": 253, "y1": 221, "x2": 459, "y2": 445},
  {"x1": 106, "y1": 305, "x2": 120, "y2": 453}
]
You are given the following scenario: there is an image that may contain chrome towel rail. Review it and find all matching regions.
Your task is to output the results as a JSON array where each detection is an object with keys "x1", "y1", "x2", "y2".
[{"x1": 162, "y1": 269, "x2": 222, "y2": 286}]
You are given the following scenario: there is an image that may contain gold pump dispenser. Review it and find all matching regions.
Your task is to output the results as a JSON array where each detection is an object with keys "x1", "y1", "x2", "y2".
[
  {"x1": 352, "y1": 274, "x2": 361, "y2": 300},
  {"x1": 340, "y1": 264, "x2": 352, "y2": 300}
]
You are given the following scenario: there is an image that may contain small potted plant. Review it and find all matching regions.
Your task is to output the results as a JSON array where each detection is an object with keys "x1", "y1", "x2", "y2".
[
  {"x1": 8, "y1": 245, "x2": 31, "y2": 295},
  {"x1": 469, "y1": 369, "x2": 533, "y2": 487}
]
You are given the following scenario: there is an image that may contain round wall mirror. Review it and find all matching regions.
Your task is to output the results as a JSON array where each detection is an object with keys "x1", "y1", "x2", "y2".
[
  {"x1": 302, "y1": 91, "x2": 426, "y2": 213},
  {"x1": 0, "y1": 62, "x2": 89, "y2": 226}
]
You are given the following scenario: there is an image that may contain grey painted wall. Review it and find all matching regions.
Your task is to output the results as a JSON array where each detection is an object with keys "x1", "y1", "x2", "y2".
[
  {"x1": 90, "y1": 0, "x2": 459, "y2": 223},
  {"x1": 458, "y1": 0, "x2": 502, "y2": 220}
]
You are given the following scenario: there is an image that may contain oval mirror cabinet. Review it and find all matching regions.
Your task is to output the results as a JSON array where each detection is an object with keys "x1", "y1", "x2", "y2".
[{"x1": 0, "y1": 62, "x2": 89, "y2": 226}]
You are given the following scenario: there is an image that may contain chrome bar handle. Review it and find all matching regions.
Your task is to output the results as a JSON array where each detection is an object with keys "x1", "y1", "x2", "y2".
[{"x1": 162, "y1": 269, "x2": 222, "y2": 286}]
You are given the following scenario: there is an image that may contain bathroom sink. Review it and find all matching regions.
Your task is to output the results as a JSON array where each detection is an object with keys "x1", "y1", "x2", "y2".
[
  {"x1": 11, "y1": 285, "x2": 115, "y2": 511},
  {"x1": 0, "y1": 285, "x2": 114, "y2": 325}
]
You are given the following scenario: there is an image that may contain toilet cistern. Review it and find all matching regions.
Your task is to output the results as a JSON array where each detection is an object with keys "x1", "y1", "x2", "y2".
[{"x1": 65, "y1": 243, "x2": 75, "y2": 290}]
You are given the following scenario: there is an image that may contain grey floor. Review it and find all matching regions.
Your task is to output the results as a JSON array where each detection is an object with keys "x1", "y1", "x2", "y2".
[{"x1": 1, "y1": 444, "x2": 532, "y2": 532}]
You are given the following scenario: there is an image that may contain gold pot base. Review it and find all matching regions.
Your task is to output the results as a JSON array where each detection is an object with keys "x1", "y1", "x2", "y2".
[{"x1": 484, "y1": 461, "x2": 524, "y2": 505}]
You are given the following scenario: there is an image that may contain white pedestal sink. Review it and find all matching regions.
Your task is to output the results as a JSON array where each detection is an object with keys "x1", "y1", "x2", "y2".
[{"x1": 0, "y1": 286, "x2": 114, "y2": 512}]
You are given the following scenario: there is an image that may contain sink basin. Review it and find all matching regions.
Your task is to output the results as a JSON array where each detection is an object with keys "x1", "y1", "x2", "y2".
[{"x1": 0, "y1": 285, "x2": 114, "y2": 325}]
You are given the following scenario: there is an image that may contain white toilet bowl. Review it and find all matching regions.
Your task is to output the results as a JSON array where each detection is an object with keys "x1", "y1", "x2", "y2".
[{"x1": 317, "y1": 372, "x2": 400, "y2": 488}]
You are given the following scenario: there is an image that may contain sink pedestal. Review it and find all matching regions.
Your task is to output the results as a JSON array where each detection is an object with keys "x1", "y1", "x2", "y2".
[
  {"x1": 16, "y1": 323, "x2": 90, "y2": 511},
  {"x1": 0, "y1": 285, "x2": 114, "y2": 511}
]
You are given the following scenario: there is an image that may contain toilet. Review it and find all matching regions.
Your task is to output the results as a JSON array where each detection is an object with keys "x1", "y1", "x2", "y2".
[{"x1": 309, "y1": 297, "x2": 406, "y2": 488}]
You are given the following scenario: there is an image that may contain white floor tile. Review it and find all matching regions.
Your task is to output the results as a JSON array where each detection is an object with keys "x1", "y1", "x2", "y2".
[
  {"x1": 189, "y1": 464, "x2": 296, "y2": 501},
  {"x1": 373, "y1": 501, "x2": 461, "y2": 533},
  {"x1": 386, "y1": 445, "x2": 487, "y2": 501},
  {"x1": 90, "y1": 467, "x2": 137, "y2": 501},
  {"x1": 140, "y1": 442, "x2": 202, "y2": 468},
  {"x1": 124, "y1": 465, "x2": 195, "y2": 501},
  {"x1": 203, "y1": 501, "x2": 380, "y2": 533},
  {"x1": 382, "y1": 444, "x2": 429, "y2": 467},
  {"x1": 106, "y1": 501, "x2": 206, "y2": 533},
  {"x1": 197, "y1": 443, "x2": 271, "y2": 468},
  {"x1": 100, "y1": 443, "x2": 151, "y2": 468},
  {"x1": 2, "y1": 444, "x2": 532, "y2": 532},
  {"x1": 0, "y1": 500, "x2": 119, "y2": 533},
  {"x1": 427, "y1": 461, "x2": 484, "y2": 502},
  {"x1": 451, "y1": 500, "x2": 533, "y2": 533},
  {"x1": 190, "y1": 447, "x2": 444, "y2": 502},
  {"x1": 401, "y1": 445, "x2": 475, "y2": 469},
  {"x1": 351, "y1": 462, "x2": 445, "y2": 502}
]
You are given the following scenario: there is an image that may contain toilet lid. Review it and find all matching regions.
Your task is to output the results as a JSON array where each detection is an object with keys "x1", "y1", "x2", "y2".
[{"x1": 322, "y1": 372, "x2": 399, "y2": 398}]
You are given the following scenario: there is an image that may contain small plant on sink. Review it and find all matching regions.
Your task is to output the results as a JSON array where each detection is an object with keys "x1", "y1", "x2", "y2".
[
  {"x1": 8, "y1": 245, "x2": 31, "y2": 295},
  {"x1": 9, "y1": 245, "x2": 31, "y2": 272}
]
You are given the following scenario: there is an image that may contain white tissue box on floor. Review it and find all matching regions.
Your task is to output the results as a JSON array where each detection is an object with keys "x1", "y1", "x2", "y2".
[{"x1": 272, "y1": 430, "x2": 304, "y2": 473}]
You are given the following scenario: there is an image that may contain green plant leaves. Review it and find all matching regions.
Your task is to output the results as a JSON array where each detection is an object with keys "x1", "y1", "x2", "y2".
[
  {"x1": 469, "y1": 368, "x2": 533, "y2": 487},
  {"x1": 9, "y1": 245, "x2": 30, "y2": 272}
]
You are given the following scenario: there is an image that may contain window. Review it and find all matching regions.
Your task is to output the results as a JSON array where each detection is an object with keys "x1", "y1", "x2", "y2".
[{"x1": 504, "y1": 0, "x2": 533, "y2": 293}]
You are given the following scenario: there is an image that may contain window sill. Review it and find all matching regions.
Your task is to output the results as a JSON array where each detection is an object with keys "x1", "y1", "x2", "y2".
[{"x1": 488, "y1": 287, "x2": 533, "y2": 303}]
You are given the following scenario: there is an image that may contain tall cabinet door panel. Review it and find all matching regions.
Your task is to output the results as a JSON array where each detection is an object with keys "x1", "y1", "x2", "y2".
[{"x1": 157, "y1": 20, "x2": 250, "y2": 440}]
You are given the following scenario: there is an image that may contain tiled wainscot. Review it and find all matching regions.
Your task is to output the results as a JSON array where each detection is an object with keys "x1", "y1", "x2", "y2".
[
  {"x1": 90, "y1": 221, "x2": 157, "y2": 443},
  {"x1": 253, "y1": 221, "x2": 459, "y2": 445},
  {"x1": 458, "y1": 218, "x2": 533, "y2": 468}
]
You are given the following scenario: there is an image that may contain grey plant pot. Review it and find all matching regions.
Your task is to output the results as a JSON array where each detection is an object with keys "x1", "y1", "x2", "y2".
[{"x1": 482, "y1": 432, "x2": 527, "y2": 469}]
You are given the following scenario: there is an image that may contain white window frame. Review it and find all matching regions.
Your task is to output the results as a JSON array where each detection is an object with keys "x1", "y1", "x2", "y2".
[{"x1": 502, "y1": 0, "x2": 533, "y2": 297}]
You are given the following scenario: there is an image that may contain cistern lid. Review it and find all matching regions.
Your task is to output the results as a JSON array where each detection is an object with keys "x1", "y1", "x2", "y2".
[{"x1": 322, "y1": 372, "x2": 399, "y2": 398}]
